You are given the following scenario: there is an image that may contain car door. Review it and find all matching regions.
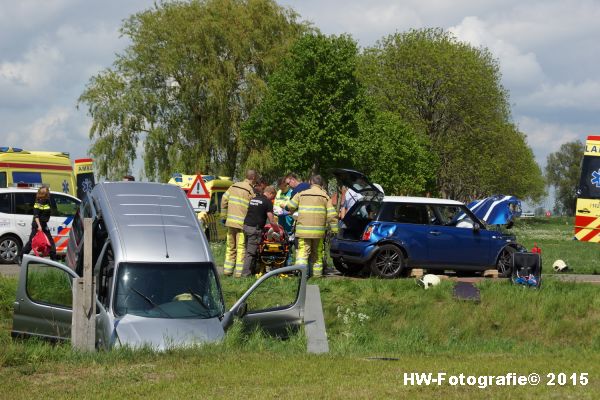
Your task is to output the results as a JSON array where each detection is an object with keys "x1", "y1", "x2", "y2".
[
  {"x1": 49, "y1": 193, "x2": 80, "y2": 255},
  {"x1": 222, "y1": 265, "x2": 307, "y2": 337},
  {"x1": 12, "y1": 255, "x2": 111, "y2": 346},
  {"x1": 12, "y1": 255, "x2": 78, "y2": 341},
  {"x1": 427, "y1": 205, "x2": 491, "y2": 268}
]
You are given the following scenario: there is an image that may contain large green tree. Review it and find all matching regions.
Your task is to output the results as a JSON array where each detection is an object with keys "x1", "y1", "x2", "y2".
[
  {"x1": 359, "y1": 28, "x2": 544, "y2": 202},
  {"x1": 242, "y1": 33, "x2": 436, "y2": 192},
  {"x1": 78, "y1": 0, "x2": 306, "y2": 181},
  {"x1": 243, "y1": 33, "x2": 364, "y2": 177},
  {"x1": 546, "y1": 140, "x2": 584, "y2": 215}
]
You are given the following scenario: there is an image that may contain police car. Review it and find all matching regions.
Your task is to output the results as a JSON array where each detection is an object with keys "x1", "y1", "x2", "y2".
[{"x1": 0, "y1": 185, "x2": 80, "y2": 264}]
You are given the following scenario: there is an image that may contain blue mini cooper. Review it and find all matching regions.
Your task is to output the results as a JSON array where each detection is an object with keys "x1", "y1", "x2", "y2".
[{"x1": 330, "y1": 169, "x2": 523, "y2": 278}]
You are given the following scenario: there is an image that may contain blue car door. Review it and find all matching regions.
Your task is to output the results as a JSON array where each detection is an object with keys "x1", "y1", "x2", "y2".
[{"x1": 427, "y1": 205, "x2": 491, "y2": 268}]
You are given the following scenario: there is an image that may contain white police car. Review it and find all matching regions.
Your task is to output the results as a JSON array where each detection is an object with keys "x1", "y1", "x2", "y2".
[{"x1": 0, "y1": 186, "x2": 80, "y2": 263}]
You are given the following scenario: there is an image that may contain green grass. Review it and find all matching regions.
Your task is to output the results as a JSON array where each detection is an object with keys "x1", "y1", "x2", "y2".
[
  {"x1": 512, "y1": 217, "x2": 600, "y2": 275},
  {"x1": 0, "y1": 224, "x2": 598, "y2": 399}
]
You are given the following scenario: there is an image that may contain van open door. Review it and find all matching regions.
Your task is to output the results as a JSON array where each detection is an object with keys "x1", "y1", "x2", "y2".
[{"x1": 221, "y1": 265, "x2": 307, "y2": 337}]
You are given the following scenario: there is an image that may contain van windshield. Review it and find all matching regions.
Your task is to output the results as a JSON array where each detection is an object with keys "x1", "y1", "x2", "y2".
[{"x1": 114, "y1": 262, "x2": 224, "y2": 319}]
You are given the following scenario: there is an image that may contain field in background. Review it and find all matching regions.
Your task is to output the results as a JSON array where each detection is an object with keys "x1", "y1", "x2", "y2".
[{"x1": 513, "y1": 217, "x2": 600, "y2": 275}]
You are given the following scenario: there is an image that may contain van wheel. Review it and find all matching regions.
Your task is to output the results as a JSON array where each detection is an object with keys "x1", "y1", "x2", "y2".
[
  {"x1": 332, "y1": 258, "x2": 364, "y2": 276},
  {"x1": 0, "y1": 234, "x2": 21, "y2": 264},
  {"x1": 370, "y1": 244, "x2": 405, "y2": 278},
  {"x1": 496, "y1": 246, "x2": 516, "y2": 278}
]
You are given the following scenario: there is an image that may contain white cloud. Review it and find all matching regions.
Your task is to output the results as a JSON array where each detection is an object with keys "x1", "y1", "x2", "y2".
[
  {"x1": 516, "y1": 115, "x2": 584, "y2": 164},
  {"x1": 449, "y1": 16, "x2": 544, "y2": 89},
  {"x1": 520, "y1": 80, "x2": 600, "y2": 110},
  {"x1": 0, "y1": 43, "x2": 63, "y2": 91}
]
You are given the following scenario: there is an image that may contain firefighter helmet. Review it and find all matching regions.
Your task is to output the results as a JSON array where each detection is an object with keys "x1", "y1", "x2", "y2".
[
  {"x1": 552, "y1": 259, "x2": 568, "y2": 272},
  {"x1": 419, "y1": 274, "x2": 441, "y2": 289}
]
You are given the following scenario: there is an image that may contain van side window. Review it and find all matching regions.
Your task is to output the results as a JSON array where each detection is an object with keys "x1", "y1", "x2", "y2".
[
  {"x1": 97, "y1": 244, "x2": 114, "y2": 308},
  {"x1": 14, "y1": 193, "x2": 36, "y2": 215},
  {"x1": 0, "y1": 172, "x2": 6, "y2": 188},
  {"x1": 0, "y1": 193, "x2": 10, "y2": 213}
]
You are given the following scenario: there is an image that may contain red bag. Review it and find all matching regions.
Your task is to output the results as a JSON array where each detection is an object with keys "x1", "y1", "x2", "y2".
[{"x1": 32, "y1": 230, "x2": 51, "y2": 257}]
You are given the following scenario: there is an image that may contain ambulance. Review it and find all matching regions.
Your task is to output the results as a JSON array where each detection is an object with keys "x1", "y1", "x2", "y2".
[
  {"x1": 0, "y1": 147, "x2": 95, "y2": 199},
  {"x1": 0, "y1": 147, "x2": 95, "y2": 263},
  {"x1": 575, "y1": 135, "x2": 600, "y2": 242},
  {"x1": 168, "y1": 173, "x2": 233, "y2": 241}
]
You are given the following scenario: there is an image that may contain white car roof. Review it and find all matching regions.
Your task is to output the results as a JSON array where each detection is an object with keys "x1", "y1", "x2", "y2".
[
  {"x1": 382, "y1": 196, "x2": 464, "y2": 206},
  {"x1": 0, "y1": 187, "x2": 79, "y2": 200}
]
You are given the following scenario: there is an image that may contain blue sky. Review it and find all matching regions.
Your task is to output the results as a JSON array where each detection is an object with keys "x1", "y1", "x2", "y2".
[{"x1": 1, "y1": 0, "x2": 598, "y2": 201}]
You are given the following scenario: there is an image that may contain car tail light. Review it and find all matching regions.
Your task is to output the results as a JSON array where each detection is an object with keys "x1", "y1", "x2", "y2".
[{"x1": 362, "y1": 225, "x2": 374, "y2": 241}]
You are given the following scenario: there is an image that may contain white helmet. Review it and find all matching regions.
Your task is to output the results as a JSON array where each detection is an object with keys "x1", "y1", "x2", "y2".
[
  {"x1": 552, "y1": 259, "x2": 568, "y2": 272},
  {"x1": 419, "y1": 274, "x2": 441, "y2": 289}
]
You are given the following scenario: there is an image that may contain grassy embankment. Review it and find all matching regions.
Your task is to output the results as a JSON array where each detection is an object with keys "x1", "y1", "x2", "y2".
[{"x1": 0, "y1": 217, "x2": 598, "y2": 398}]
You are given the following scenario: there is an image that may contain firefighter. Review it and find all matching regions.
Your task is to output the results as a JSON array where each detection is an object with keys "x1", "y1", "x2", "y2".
[
  {"x1": 221, "y1": 170, "x2": 257, "y2": 277},
  {"x1": 20, "y1": 186, "x2": 57, "y2": 262},
  {"x1": 286, "y1": 175, "x2": 337, "y2": 277}
]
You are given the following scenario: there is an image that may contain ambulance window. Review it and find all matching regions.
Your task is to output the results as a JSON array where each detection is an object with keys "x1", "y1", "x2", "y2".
[
  {"x1": 0, "y1": 193, "x2": 10, "y2": 213},
  {"x1": 0, "y1": 172, "x2": 6, "y2": 188},
  {"x1": 12, "y1": 172, "x2": 42, "y2": 184},
  {"x1": 51, "y1": 194, "x2": 79, "y2": 217},
  {"x1": 14, "y1": 193, "x2": 35, "y2": 215}
]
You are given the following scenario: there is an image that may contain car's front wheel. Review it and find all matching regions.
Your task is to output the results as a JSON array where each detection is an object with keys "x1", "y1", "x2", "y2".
[
  {"x1": 370, "y1": 244, "x2": 405, "y2": 278},
  {"x1": 496, "y1": 246, "x2": 516, "y2": 278},
  {"x1": 0, "y1": 234, "x2": 21, "y2": 264}
]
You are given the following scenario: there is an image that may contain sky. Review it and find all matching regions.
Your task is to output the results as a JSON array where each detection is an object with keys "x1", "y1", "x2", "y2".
[{"x1": 1, "y1": 0, "x2": 599, "y2": 202}]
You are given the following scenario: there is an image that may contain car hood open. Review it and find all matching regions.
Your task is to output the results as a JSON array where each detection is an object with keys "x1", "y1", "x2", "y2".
[
  {"x1": 468, "y1": 195, "x2": 522, "y2": 225},
  {"x1": 114, "y1": 314, "x2": 225, "y2": 350}
]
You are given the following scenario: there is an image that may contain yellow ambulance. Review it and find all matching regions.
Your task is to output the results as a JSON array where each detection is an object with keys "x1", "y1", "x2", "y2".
[
  {"x1": 168, "y1": 173, "x2": 233, "y2": 241},
  {"x1": 0, "y1": 147, "x2": 95, "y2": 199}
]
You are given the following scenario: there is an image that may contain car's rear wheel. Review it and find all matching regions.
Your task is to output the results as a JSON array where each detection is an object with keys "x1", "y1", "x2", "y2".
[
  {"x1": 0, "y1": 234, "x2": 21, "y2": 264},
  {"x1": 370, "y1": 244, "x2": 405, "y2": 278},
  {"x1": 496, "y1": 246, "x2": 516, "y2": 278},
  {"x1": 332, "y1": 258, "x2": 364, "y2": 276}
]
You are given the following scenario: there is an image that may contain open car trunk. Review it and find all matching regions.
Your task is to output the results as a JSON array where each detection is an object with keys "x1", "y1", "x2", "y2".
[{"x1": 339, "y1": 200, "x2": 382, "y2": 240}]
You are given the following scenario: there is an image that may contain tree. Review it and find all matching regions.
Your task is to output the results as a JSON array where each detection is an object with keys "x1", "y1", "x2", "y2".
[
  {"x1": 242, "y1": 33, "x2": 365, "y2": 177},
  {"x1": 546, "y1": 140, "x2": 584, "y2": 215},
  {"x1": 354, "y1": 110, "x2": 437, "y2": 195},
  {"x1": 78, "y1": 0, "x2": 306, "y2": 181},
  {"x1": 358, "y1": 28, "x2": 544, "y2": 202}
]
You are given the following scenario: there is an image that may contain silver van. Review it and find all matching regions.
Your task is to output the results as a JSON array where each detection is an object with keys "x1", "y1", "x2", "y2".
[{"x1": 12, "y1": 182, "x2": 306, "y2": 350}]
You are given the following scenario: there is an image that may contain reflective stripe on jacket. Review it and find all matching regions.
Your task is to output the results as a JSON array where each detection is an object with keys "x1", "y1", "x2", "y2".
[
  {"x1": 221, "y1": 179, "x2": 254, "y2": 229},
  {"x1": 33, "y1": 201, "x2": 51, "y2": 224},
  {"x1": 286, "y1": 184, "x2": 337, "y2": 238}
]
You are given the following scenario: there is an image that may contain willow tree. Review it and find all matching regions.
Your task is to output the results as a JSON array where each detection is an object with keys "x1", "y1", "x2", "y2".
[
  {"x1": 359, "y1": 28, "x2": 544, "y2": 202},
  {"x1": 78, "y1": 0, "x2": 306, "y2": 181}
]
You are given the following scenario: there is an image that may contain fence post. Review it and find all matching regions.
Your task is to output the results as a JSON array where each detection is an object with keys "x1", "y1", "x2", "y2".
[{"x1": 72, "y1": 217, "x2": 96, "y2": 351}]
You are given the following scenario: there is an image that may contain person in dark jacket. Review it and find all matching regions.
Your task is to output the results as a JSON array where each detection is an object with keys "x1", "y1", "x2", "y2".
[
  {"x1": 241, "y1": 186, "x2": 280, "y2": 277},
  {"x1": 20, "y1": 186, "x2": 57, "y2": 261}
]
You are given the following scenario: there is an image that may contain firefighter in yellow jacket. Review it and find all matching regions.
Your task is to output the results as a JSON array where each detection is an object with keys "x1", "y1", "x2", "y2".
[
  {"x1": 221, "y1": 170, "x2": 256, "y2": 277},
  {"x1": 286, "y1": 175, "x2": 337, "y2": 277}
]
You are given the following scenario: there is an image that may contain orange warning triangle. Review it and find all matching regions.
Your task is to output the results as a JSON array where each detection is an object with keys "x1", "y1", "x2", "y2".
[{"x1": 187, "y1": 175, "x2": 210, "y2": 198}]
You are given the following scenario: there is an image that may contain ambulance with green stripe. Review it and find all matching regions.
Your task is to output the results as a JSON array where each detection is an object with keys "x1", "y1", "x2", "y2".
[{"x1": 168, "y1": 173, "x2": 233, "y2": 241}]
